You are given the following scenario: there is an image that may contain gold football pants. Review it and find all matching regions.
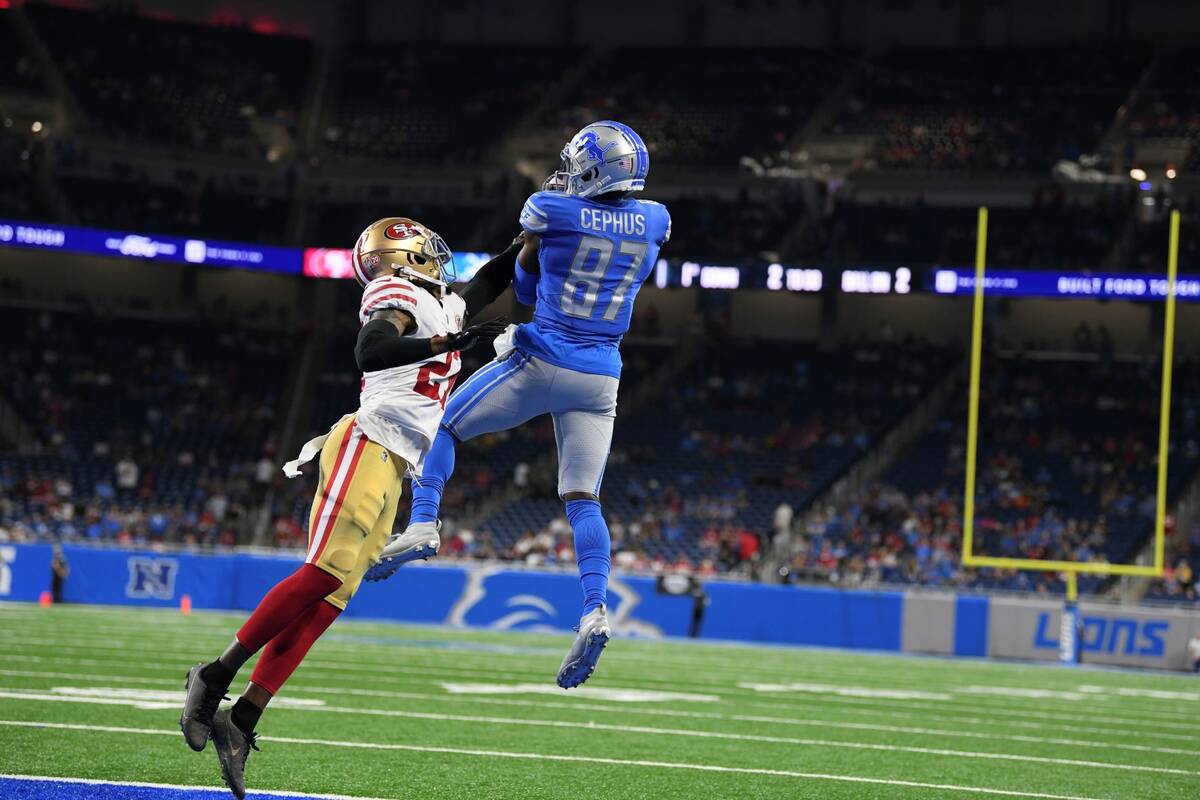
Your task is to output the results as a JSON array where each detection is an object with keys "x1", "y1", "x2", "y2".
[{"x1": 304, "y1": 414, "x2": 406, "y2": 609}]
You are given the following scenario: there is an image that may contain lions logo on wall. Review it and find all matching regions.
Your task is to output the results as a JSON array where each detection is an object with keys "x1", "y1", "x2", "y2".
[{"x1": 384, "y1": 222, "x2": 421, "y2": 240}]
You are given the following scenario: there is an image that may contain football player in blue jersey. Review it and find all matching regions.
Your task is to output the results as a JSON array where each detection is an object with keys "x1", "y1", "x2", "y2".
[{"x1": 364, "y1": 120, "x2": 670, "y2": 688}]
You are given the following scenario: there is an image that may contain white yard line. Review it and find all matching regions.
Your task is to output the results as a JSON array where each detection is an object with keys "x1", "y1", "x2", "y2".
[
  {"x1": 0, "y1": 722, "x2": 1125, "y2": 800},
  {"x1": 5, "y1": 647, "x2": 1196, "y2": 733},
  {"x1": 5, "y1": 620, "x2": 1193, "y2": 693},
  {"x1": 2, "y1": 683, "x2": 1194, "y2": 757},
  {"x1": 276, "y1": 681, "x2": 1200, "y2": 743},
  {"x1": 0, "y1": 625, "x2": 1135, "y2": 685},
  {"x1": 0, "y1": 620, "x2": 963, "y2": 681},
  {"x1": 0, "y1": 636, "x2": 1183, "y2": 702},
  {"x1": 6, "y1": 605, "x2": 1197, "y2": 687},
  {"x1": 0, "y1": 774, "x2": 397, "y2": 800},
  {"x1": 6, "y1": 617, "x2": 1197, "y2": 711},
  {"x1": 0, "y1": 694, "x2": 1191, "y2": 773},
  {"x1": 5, "y1": 667, "x2": 1198, "y2": 746}
]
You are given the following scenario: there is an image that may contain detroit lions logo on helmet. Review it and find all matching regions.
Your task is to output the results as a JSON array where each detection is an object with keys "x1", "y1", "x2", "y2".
[
  {"x1": 578, "y1": 131, "x2": 618, "y2": 164},
  {"x1": 553, "y1": 120, "x2": 650, "y2": 198}
]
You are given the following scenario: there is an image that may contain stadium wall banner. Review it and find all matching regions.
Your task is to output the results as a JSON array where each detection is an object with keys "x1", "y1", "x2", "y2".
[
  {"x1": 4, "y1": 215, "x2": 1187, "y2": 299},
  {"x1": 0, "y1": 216, "x2": 907, "y2": 293},
  {"x1": 5, "y1": 544, "x2": 1194, "y2": 668},
  {"x1": 928, "y1": 267, "x2": 1200, "y2": 302},
  {"x1": 0, "y1": 217, "x2": 303, "y2": 273},
  {"x1": 984, "y1": 595, "x2": 1199, "y2": 671},
  {"x1": 899, "y1": 592, "x2": 1198, "y2": 670},
  {"x1": 0, "y1": 544, "x2": 905, "y2": 649}
]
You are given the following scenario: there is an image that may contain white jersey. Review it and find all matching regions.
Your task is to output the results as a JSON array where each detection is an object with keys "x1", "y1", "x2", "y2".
[{"x1": 355, "y1": 276, "x2": 466, "y2": 474}]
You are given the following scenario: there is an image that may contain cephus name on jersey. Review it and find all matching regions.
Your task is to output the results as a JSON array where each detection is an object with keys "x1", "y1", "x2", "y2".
[{"x1": 578, "y1": 206, "x2": 648, "y2": 237}]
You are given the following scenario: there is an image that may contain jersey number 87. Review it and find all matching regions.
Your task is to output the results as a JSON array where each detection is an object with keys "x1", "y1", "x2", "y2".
[{"x1": 561, "y1": 235, "x2": 648, "y2": 321}]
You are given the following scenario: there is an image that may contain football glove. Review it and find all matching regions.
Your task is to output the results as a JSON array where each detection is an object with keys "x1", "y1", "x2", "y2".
[{"x1": 444, "y1": 317, "x2": 510, "y2": 352}]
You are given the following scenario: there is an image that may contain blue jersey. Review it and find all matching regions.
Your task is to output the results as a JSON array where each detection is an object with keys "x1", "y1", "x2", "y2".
[{"x1": 516, "y1": 190, "x2": 670, "y2": 378}]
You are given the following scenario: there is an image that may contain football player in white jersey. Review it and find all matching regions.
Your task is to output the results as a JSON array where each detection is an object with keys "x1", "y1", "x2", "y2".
[{"x1": 179, "y1": 217, "x2": 515, "y2": 799}]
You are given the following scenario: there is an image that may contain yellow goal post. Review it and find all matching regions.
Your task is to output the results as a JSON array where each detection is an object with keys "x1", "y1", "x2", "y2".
[{"x1": 959, "y1": 207, "x2": 1180, "y2": 600}]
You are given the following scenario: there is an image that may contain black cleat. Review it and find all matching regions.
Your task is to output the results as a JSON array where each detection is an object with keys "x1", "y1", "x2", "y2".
[
  {"x1": 211, "y1": 707, "x2": 259, "y2": 800},
  {"x1": 180, "y1": 663, "x2": 228, "y2": 752}
]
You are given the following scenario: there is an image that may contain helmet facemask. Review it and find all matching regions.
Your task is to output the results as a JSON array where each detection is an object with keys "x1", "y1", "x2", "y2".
[{"x1": 392, "y1": 229, "x2": 455, "y2": 298}]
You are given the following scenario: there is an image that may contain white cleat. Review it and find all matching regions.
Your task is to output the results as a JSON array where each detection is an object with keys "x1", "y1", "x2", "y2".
[
  {"x1": 556, "y1": 605, "x2": 611, "y2": 689},
  {"x1": 364, "y1": 521, "x2": 441, "y2": 582}
]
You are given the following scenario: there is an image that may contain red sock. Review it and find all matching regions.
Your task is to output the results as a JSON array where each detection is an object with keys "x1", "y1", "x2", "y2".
[
  {"x1": 236, "y1": 564, "x2": 342, "y2": 653},
  {"x1": 248, "y1": 599, "x2": 341, "y2": 695}
]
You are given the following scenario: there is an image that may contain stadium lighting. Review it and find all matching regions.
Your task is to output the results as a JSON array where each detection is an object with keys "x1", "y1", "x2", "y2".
[
  {"x1": 1129, "y1": 167, "x2": 1147, "y2": 181},
  {"x1": 30, "y1": 121, "x2": 42, "y2": 133},
  {"x1": 1166, "y1": 167, "x2": 1177, "y2": 179}
]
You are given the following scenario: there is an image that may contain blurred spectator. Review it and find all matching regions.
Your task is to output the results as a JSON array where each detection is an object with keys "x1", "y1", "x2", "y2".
[
  {"x1": 115, "y1": 456, "x2": 139, "y2": 492},
  {"x1": 774, "y1": 502, "x2": 794, "y2": 538},
  {"x1": 50, "y1": 544, "x2": 69, "y2": 604}
]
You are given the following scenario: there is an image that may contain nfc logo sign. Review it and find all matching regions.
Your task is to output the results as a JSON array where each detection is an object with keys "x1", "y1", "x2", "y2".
[{"x1": 125, "y1": 557, "x2": 179, "y2": 600}]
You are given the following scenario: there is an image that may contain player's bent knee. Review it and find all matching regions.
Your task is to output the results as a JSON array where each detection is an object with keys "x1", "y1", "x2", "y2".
[{"x1": 562, "y1": 491, "x2": 600, "y2": 503}]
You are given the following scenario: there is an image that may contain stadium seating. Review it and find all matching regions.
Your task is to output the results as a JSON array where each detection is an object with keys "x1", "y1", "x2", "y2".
[
  {"x1": 59, "y1": 173, "x2": 289, "y2": 244},
  {"x1": 1131, "y1": 49, "x2": 1200, "y2": 145},
  {"x1": 801, "y1": 353, "x2": 1200, "y2": 593},
  {"x1": 664, "y1": 191, "x2": 808, "y2": 260},
  {"x1": 1145, "y1": 523, "x2": 1200, "y2": 602},
  {"x1": 0, "y1": 127, "x2": 37, "y2": 220},
  {"x1": 0, "y1": 11, "x2": 44, "y2": 95},
  {"x1": 827, "y1": 189, "x2": 1132, "y2": 268},
  {"x1": 0, "y1": 308, "x2": 289, "y2": 546},
  {"x1": 547, "y1": 47, "x2": 847, "y2": 166},
  {"x1": 831, "y1": 48, "x2": 1148, "y2": 170},
  {"x1": 1127, "y1": 191, "x2": 1199, "y2": 274},
  {"x1": 325, "y1": 46, "x2": 573, "y2": 162},
  {"x1": 0, "y1": 6, "x2": 1176, "y2": 273},
  {"x1": 27, "y1": 4, "x2": 311, "y2": 154}
]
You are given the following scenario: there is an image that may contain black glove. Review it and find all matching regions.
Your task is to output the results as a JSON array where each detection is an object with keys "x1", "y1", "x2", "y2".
[{"x1": 444, "y1": 317, "x2": 510, "y2": 352}]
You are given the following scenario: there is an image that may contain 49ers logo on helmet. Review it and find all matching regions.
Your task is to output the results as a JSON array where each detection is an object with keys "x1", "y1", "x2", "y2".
[{"x1": 384, "y1": 221, "x2": 421, "y2": 240}]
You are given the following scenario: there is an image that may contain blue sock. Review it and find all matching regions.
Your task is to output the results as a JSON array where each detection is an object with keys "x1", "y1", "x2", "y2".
[
  {"x1": 409, "y1": 427, "x2": 456, "y2": 524},
  {"x1": 566, "y1": 499, "x2": 610, "y2": 614}
]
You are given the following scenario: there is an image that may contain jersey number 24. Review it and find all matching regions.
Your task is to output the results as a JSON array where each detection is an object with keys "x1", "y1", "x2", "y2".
[{"x1": 414, "y1": 351, "x2": 460, "y2": 409}]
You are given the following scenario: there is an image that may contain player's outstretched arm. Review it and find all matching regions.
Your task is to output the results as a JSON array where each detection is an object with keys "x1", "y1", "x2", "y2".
[
  {"x1": 355, "y1": 308, "x2": 508, "y2": 372},
  {"x1": 458, "y1": 234, "x2": 524, "y2": 321}
]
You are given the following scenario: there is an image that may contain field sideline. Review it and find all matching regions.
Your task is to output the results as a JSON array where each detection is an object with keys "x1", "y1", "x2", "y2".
[{"x1": 0, "y1": 603, "x2": 1196, "y2": 799}]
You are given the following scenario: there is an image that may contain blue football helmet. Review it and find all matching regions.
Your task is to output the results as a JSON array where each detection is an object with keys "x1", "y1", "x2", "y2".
[{"x1": 548, "y1": 120, "x2": 649, "y2": 198}]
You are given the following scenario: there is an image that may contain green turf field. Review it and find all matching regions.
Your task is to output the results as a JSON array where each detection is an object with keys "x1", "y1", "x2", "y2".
[{"x1": 0, "y1": 602, "x2": 1197, "y2": 799}]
